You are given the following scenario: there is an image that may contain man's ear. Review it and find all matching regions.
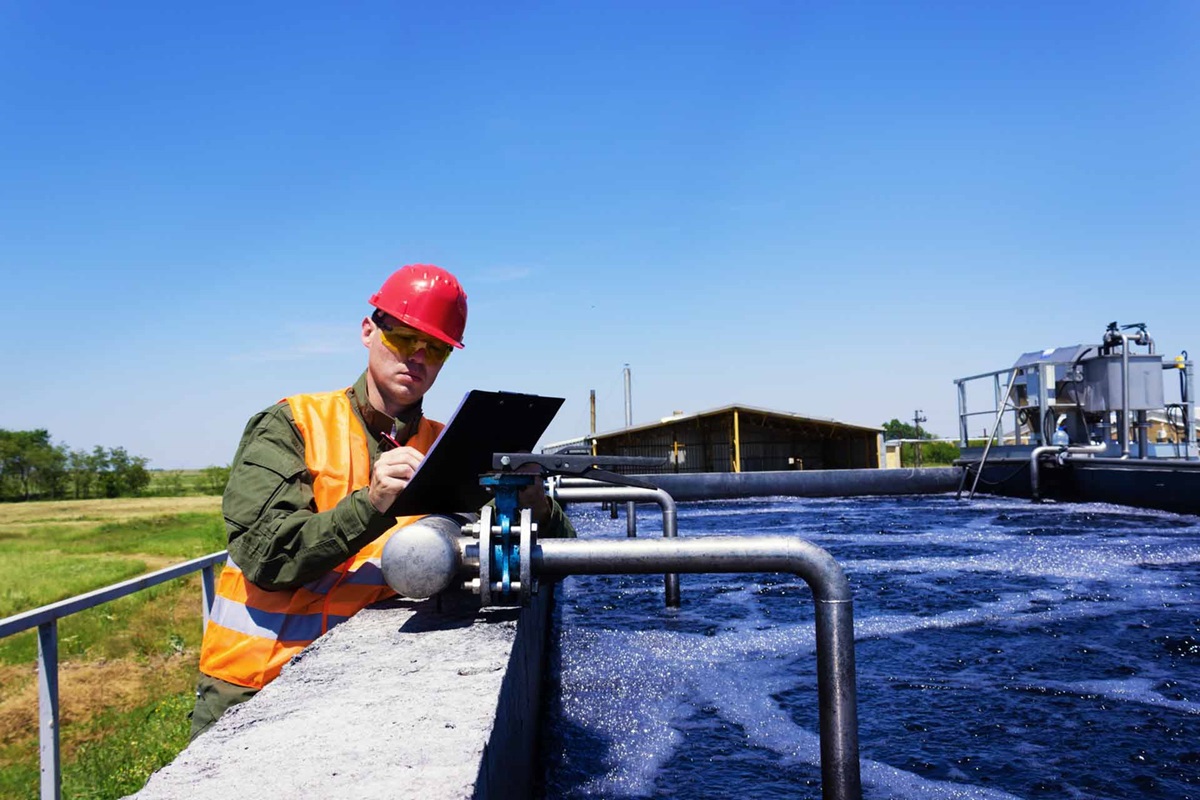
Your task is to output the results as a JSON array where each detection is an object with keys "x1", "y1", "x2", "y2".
[{"x1": 361, "y1": 317, "x2": 374, "y2": 348}]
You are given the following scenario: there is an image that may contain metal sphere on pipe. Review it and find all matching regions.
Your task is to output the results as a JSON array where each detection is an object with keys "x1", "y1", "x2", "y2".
[{"x1": 381, "y1": 515, "x2": 471, "y2": 599}]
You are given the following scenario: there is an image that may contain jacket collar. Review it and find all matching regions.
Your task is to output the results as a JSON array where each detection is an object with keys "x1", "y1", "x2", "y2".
[{"x1": 348, "y1": 372, "x2": 424, "y2": 445}]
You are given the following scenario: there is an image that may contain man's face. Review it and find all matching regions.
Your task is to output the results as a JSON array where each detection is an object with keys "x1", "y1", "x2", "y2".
[{"x1": 361, "y1": 313, "x2": 450, "y2": 413}]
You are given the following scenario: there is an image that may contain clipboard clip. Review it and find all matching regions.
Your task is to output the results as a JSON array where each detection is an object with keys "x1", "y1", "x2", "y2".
[{"x1": 490, "y1": 453, "x2": 666, "y2": 490}]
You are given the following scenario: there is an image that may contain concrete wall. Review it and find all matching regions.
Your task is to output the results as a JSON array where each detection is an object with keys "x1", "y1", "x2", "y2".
[{"x1": 133, "y1": 588, "x2": 554, "y2": 800}]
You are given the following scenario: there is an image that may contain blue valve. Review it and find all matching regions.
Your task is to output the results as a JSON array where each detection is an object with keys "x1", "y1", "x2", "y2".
[{"x1": 479, "y1": 473, "x2": 535, "y2": 600}]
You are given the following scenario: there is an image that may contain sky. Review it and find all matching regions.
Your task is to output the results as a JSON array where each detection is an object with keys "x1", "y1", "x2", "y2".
[{"x1": 1, "y1": 1, "x2": 1197, "y2": 469}]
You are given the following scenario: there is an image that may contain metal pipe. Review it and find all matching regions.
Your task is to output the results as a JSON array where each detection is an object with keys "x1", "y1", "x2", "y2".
[
  {"x1": 1035, "y1": 363, "x2": 1051, "y2": 445},
  {"x1": 643, "y1": 468, "x2": 960, "y2": 502},
  {"x1": 1030, "y1": 442, "x2": 1110, "y2": 502},
  {"x1": 1028, "y1": 445, "x2": 1063, "y2": 502},
  {"x1": 1187, "y1": 359, "x2": 1197, "y2": 460},
  {"x1": 1121, "y1": 335, "x2": 1131, "y2": 457},
  {"x1": 1137, "y1": 410, "x2": 1150, "y2": 459},
  {"x1": 535, "y1": 536, "x2": 861, "y2": 800},
  {"x1": 1106, "y1": 329, "x2": 1153, "y2": 458},
  {"x1": 957, "y1": 380, "x2": 969, "y2": 446},
  {"x1": 552, "y1": 483, "x2": 681, "y2": 607}
]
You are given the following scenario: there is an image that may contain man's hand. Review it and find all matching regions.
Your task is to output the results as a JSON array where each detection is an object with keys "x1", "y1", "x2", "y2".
[
  {"x1": 369, "y1": 446, "x2": 426, "y2": 513},
  {"x1": 517, "y1": 472, "x2": 552, "y2": 525}
]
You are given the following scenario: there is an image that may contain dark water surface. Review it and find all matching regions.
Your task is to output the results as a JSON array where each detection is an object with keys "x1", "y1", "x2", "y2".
[{"x1": 540, "y1": 495, "x2": 1200, "y2": 799}]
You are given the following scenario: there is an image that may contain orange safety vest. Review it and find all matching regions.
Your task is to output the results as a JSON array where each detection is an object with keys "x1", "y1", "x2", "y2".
[{"x1": 199, "y1": 389, "x2": 444, "y2": 689}]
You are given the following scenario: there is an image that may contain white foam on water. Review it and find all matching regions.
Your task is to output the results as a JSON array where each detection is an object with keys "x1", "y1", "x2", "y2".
[
  {"x1": 551, "y1": 495, "x2": 1200, "y2": 797},
  {"x1": 1013, "y1": 677, "x2": 1200, "y2": 716}
]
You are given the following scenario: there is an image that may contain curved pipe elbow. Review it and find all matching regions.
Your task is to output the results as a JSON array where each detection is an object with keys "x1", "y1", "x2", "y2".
[{"x1": 786, "y1": 536, "x2": 852, "y2": 602}]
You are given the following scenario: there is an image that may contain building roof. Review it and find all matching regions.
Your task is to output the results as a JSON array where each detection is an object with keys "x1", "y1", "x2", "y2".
[{"x1": 590, "y1": 403, "x2": 882, "y2": 440}]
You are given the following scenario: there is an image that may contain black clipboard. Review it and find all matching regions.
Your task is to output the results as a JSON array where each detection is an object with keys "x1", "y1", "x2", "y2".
[{"x1": 387, "y1": 390, "x2": 565, "y2": 516}]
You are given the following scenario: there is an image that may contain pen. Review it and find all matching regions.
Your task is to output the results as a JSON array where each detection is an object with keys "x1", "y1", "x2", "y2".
[{"x1": 381, "y1": 424, "x2": 401, "y2": 450}]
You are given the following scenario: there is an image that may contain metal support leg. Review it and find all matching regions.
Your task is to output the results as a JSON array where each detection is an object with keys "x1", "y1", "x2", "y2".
[
  {"x1": 626, "y1": 501, "x2": 637, "y2": 537},
  {"x1": 37, "y1": 621, "x2": 61, "y2": 800}
]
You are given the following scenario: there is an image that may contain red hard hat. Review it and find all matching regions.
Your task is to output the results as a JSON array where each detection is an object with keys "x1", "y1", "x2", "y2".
[{"x1": 369, "y1": 264, "x2": 468, "y2": 348}]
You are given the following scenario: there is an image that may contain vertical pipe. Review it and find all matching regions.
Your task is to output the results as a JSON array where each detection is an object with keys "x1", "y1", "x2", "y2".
[
  {"x1": 1137, "y1": 410, "x2": 1149, "y2": 459},
  {"x1": 733, "y1": 409, "x2": 742, "y2": 473},
  {"x1": 815, "y1": 599, "x2": 861, "y2": 800},
  {"x1": 1036, "y1": 363, "x2": 1051, "y2": 445},
  {"x1": 957, "y1": 380, "x2": 968, "y2": 446},
  {"x1": 1187, "y1": 361, "x2": 1197, "y2": 459},
  {"x1": 663, "y1": 502, "x2": 681, "y2": 608},
  {"x1": 37, "y1": 621, "x2": 61, "y2": 800},
  {"x1": 1011, "y1": 371, "x2": 1022, "y2": 445},
  {"x1": 201, "y1": 563, "x2": 216, "y2": 630},
  {"x1": 1120, "y1": 337, "x2": 1131, "y2": 457},
  {"x1": 624, "y1": 365, "x2": 635, "y2": 536}
]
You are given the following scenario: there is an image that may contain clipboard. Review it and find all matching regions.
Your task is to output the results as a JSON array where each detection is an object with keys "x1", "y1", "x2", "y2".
[{"x1": 387, "y1": 390, "x2": 565, "y2": 516}]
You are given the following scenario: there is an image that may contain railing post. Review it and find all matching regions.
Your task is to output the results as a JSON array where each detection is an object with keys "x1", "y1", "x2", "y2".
[{"x1": 37, "y1": 621, "x2": 61, "y2": 800}]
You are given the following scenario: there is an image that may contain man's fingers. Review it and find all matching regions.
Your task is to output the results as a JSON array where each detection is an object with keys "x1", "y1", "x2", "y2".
[{"x1": 368, "y1": 446, "x2": 426, "y2": 513}]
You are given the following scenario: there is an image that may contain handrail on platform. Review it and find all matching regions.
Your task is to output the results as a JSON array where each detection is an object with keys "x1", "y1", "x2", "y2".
[{"x1": 0, "y1": 550, "x2": 228, "y2": 800}]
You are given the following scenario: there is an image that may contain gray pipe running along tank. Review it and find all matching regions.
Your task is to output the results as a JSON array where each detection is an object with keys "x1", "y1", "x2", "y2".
[{"x1": 380, "y1": 516, "x2": 863, "y2": 800}]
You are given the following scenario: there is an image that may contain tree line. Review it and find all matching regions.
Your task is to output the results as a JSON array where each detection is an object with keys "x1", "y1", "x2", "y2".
[
  {"x1": 0, "y1": 428, "x2": 229, "y2": 502},
  {"x1": 881, "y1": 418, "x2": 960, "y2": 466}
]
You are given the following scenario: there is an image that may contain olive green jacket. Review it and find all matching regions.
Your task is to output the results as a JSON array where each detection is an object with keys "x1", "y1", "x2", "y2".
[{"x1": 223, "y1": 373, "x2": 575, "y2": 591}]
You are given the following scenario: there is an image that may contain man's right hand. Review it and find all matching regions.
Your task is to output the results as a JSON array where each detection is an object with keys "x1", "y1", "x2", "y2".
[{"x1": 368, "y1": 446, "x2": 426, "y2": 513}]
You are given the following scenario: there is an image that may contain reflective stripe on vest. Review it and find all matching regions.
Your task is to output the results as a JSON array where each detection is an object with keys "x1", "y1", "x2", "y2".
[{"x1": 199, "y1": 389, "x2": 443, "y2": 689}]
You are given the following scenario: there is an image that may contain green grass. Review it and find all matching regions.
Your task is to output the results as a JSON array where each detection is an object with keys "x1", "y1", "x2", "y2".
[
  {"x1": 3, "y1": 513, "x2": 225, "y2": 560},
  {"x1": 65, "y1": 691, "x2": 194, "y2": 800},
  {"x1": 0, "y1": 552, "x2": 148, "y2": 618},
  {"x1": 145, "y1": 470, "x2": 223, "y2": 497},
  {"x1": 0, "y1": 513, "x2": 226, "y2": 664},
  {"x1": 0, "y1": 689, "x2": 195, "y2": 800},
  {"x1": 0, "y1": 498, "x2": 225, "y2": 800}
]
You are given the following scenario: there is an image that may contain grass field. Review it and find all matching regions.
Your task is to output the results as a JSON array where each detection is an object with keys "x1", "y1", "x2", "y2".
[{"x1": 0, "y1": 496, "x2": 224, "y2": 799}]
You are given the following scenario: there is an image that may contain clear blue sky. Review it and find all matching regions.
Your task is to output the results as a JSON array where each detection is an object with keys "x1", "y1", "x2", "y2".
[{"x1": 2, "y1": 2, "x2": 1197, "y2": 469}]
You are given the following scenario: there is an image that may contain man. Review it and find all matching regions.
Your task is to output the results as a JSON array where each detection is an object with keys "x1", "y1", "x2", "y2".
[{"x1": 191, "y1": 264, "x2": 575, "y2": 738}]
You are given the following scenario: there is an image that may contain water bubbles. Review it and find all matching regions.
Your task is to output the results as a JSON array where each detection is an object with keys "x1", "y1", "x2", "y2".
[{"x1": 541, "y1": 495, "x2": 1200, "y2": 798}]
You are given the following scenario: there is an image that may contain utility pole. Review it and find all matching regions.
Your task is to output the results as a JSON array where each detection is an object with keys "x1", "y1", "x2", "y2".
[
  {"x1": 623, "y1": 364, "x2": 632, "y2": 427},
  {"x1": 913, "y1": 409, "x2": 927, "y2": 467}
]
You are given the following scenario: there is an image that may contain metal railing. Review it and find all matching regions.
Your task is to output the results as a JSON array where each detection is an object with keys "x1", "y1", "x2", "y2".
[
  {"x1": 0, "y1": 550, "x2": 228, "y2": 800},
  {"x1": 550, "y1": 477, "x2": 681, "y2": 607}
]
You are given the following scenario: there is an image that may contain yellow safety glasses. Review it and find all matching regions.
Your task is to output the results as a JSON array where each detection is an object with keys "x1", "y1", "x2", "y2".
[{"x1": 374, "y1": 316, "x2": 453, "y2": 365}]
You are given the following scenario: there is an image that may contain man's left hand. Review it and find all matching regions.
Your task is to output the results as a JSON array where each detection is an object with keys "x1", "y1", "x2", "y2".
[{"x1": 517, "y1": 473, "x2": 552, "y2": 525}]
